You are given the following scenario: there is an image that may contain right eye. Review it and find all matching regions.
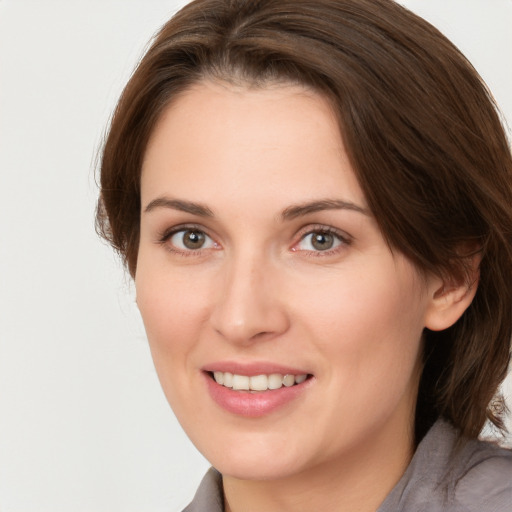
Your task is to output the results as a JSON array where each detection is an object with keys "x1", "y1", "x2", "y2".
[{"x1": 167, "y1": 228, "x2": 217, "y2": 252}]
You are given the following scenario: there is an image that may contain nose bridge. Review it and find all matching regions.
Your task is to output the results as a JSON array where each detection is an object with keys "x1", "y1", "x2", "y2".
[{"x1": 211, "y1": 246, "x2": 288, "y2": 343}]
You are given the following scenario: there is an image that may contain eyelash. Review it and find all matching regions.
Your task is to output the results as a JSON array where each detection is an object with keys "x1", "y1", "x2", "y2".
[
  {"x1": 157, "y1": 224, "x2": 218, "y2": 256},
  {"x1": 156, "y1": 224, "x2": 352, "y2": 257},
  {"x1": 293, "y1": 225, "x2": 352, "y2": 257}
]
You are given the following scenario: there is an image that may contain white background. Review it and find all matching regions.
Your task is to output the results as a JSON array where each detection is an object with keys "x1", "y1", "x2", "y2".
[{"x1": 0, "y1": 1, "x2": 511, "y2": 511}]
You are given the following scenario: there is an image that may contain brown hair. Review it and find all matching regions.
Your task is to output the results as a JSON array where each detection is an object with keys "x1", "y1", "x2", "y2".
[{"x1": 97, "y1": 0, "x2": 512, "y2": 442}]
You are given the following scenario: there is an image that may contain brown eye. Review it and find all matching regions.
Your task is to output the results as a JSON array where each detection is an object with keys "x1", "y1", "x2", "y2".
[
  {"x1": 296, "y1": 229, "x2": 346, "y2": 253},
  {"x1": 311, "y1": 232, "x2": 334, "y2": 250},
  {"x1": 169, "y1": 229, "x2": 215, "y2": 251},
  {"x1": 182, "y1": 230, "x2": 205, "y2": 249}
]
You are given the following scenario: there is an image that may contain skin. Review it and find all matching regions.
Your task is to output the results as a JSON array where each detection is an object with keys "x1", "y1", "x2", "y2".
[{"x1": 136, "y1": 80, "x2": 475, "y2": 512}]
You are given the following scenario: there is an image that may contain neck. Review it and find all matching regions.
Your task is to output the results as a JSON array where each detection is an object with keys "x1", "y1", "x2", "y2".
[{"x1": 223, "y1": 415, "x2": 415, "y2": 512}]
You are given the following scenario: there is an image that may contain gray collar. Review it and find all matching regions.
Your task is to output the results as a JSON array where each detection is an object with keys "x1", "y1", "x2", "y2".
[{"x1": 182, "y1": 420, "x2": 512, "y2": 512}]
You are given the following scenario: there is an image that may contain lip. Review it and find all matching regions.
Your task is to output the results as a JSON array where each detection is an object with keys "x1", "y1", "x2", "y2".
[
  {"x1": 202, "y1": 361, "x2": 314, "y2": 417},
  {"x1": 203, "y1": 361, "x2": 311, "y2": 377}
]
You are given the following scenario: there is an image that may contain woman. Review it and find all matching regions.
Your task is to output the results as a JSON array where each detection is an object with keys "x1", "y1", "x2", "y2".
[{"x1": 97, "y1": 0, "x2": 512, "y2": 510}]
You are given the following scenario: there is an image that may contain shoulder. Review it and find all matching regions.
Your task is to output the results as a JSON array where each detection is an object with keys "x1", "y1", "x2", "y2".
[
  {"x1": 379, "y1": 420, "x2": 512, "y2": 512},
  {"x1": 452, "y1": 437, "x2": 512, "y2": 512},
  {"x1": 182, "y1": 468, "x2": 223, "y2": 512}
]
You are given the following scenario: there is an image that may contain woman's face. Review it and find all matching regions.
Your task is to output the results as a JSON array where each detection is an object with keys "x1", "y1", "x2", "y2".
[{"x1": 136, "y1": 80, "x2": 438, "y2": 481}]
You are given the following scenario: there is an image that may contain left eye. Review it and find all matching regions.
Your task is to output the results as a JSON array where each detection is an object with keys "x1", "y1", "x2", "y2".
[
  {"x1": 169, "y1": 229, "x2": 216, "y2": 251},
  {"x1": 296, "y1": 230, "x2": 344, "y2": 252}
]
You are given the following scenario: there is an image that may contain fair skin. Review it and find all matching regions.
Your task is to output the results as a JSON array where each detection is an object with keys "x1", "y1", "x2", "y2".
[{"x1": 136, "y1": 80, "x2": 476, "y2": 512}]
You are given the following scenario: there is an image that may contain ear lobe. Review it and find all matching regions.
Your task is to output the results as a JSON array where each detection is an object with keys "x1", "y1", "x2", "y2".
[{"x1": 424, "y1": 263, "x2": 480, "y2": 332}]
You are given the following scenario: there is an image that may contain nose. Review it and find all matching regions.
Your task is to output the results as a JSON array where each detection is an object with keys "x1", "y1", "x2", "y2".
[{"x1": 210, "y1": 252, "x2": 290, "y2": 344}]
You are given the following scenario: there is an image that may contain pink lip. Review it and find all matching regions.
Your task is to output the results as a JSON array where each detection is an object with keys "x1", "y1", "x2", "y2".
[
  {"x1": 202, "y1": 362, "x2": 314, "y2": 418},
  {"x1": 203, "y1": 361, "x2": 310, "y2": 377}
]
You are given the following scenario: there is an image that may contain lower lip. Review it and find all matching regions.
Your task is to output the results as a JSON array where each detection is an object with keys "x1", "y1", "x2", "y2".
[{"x1": 204, "y1": 373, "x2": 312, "y2": 417}]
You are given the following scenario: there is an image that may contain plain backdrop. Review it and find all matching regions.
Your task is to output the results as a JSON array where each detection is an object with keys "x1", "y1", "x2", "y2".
[{"x1": 0, "y1": 1, "x2": 511, "y2": 511}]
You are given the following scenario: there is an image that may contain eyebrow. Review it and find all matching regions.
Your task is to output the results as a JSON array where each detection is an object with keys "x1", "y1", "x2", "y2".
[
  {"x1": 143, "y1": 196, "x2": 369, "y2": 220},
  {"x1": 281, "y1": 199, "x2": 369, "y2": 220},
  {"x1": 144, "y1": 197, "x2": 214, "y2": 217}
]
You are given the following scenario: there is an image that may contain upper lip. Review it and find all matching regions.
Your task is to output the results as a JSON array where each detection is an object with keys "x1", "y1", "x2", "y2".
[{"x1": 202, "y1": 361, "x2": 311, "y2": 377}]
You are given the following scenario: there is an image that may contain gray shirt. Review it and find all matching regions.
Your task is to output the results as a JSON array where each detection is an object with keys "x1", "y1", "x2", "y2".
[{"x1": 183, "y1": 420, "x2": 512, "y2": 511}]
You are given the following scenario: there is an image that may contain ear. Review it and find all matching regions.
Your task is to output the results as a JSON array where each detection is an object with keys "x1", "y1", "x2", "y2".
[{"x1": 424, "y1": 253, "x2": 481, "y2": 332}]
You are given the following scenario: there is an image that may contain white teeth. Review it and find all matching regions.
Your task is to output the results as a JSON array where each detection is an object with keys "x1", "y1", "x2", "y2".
[
  {"x1": 249, "y1": 374, "x2": 268, "y2": 391},
  {"x1": 223, "y1": 372, "x2": 233, "y2": 388},
  {"x1": 212, "y1": 371, "x2": 308, "y2": 391},
  {"x1": 268, "y1": 373, "x2": 283, "y2": 389},
  {"x1": 268, "y1": 373, "x2": 283, "y2": 390},
  {"x1": 295, "y1": 374, "x2": 307, "y2": 384},
  {"x1": 283, "y1": 374, "x2": 295, "y2": 387},
  {"x1": 232, "y1": 374, "x2": 250, "y2": 390}
]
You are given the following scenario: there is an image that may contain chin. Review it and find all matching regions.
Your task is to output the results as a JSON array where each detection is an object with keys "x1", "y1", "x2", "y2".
[
  {"x1": 214, "y1": 455, "x2": 304, "y2": 481},
  {"x1": 190, "y1": 429, "x2": 308, "y2": 481}
]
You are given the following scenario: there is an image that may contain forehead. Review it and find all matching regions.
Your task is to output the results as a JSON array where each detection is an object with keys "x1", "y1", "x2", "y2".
[{"x1": 140, "y1": 80, "x2": 366, "y2": 210}]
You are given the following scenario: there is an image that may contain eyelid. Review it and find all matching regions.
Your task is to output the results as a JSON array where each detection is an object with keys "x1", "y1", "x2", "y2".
[
  {"x1": 296, "y1": 224, "x2": 352, "y2": 241},
  {"x1": 157, "y1": 223, "x2": 204, "y2": 242},
  {"x1": 155, "y1": 222, "x2": 351, "y2": 256},
  {"x1": 157, "y1": 223, "x2": 220, "y2": 254},
  {"x1": 292, "y1": 224, "x2": 353, "y2": 253}
]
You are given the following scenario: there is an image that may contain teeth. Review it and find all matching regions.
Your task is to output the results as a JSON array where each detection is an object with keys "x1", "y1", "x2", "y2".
[
  {"x1": 223, "y1": 372, "x2": 233, "y2": 388},
  {"x1": 283, "y1": 374, "x2": 295, "y2": 387},
  {"x1": 295, "y1": 374, "x2": 307, "y2": 384},
  {"x1": 212, "y1": 371, "x2": 308, "y2": 391},
  {"x1": 249, "y1": 374, "x2": 268, "y2": 391},
  {"x1": 232, "y1": 374, "x2": 250, "y2": 390},
  {"x1": 268, "y1": 373, "x2": 283, "y2": 390}
]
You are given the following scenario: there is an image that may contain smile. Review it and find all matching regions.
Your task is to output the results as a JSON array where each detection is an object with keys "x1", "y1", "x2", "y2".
[
  {"x1": 212, "y1": 371, "x2": 308, "y2": 391},
  {"x1": 204, "y1": 367, "x2": 314, "y2": 417}
]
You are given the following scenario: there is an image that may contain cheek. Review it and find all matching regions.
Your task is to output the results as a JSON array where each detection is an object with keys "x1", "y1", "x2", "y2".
[
  {"x1": 293, "y1": 264, "x2": 426, "y2": 385},
  {"x1": 135, "y1": 266, "x2": 213, "y2": 428},
  {"x1": 298, "y1": 264, "x2": 424, "y2": 338},
  {"x1": 135, "y1": 264, "x2": 211, "y2": 366}
]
